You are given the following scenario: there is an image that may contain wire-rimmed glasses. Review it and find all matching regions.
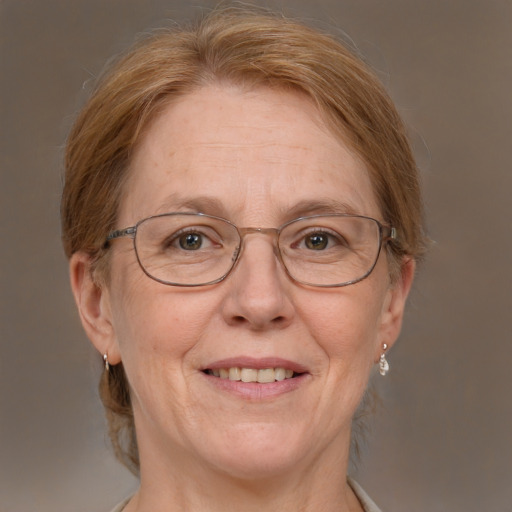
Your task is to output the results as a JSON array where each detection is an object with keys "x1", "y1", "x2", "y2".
[{"x1": 105, "y1": 212, "x2": 397, "y2": 287}]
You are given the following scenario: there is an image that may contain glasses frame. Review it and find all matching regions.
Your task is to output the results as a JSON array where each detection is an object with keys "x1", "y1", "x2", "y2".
[{"x1": 105, "y1": 212, "x2": 397, "y2": 288}]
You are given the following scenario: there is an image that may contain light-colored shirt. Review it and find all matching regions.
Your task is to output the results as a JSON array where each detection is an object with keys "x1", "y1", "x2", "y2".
[{"x1": 348, "y1": 478, "x2": 383, "y2": 512}]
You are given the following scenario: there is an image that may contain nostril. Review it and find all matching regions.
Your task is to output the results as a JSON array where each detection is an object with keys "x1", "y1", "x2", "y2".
[{"x1": 229, "y1": 314, "x2": 288, "y2": 329}]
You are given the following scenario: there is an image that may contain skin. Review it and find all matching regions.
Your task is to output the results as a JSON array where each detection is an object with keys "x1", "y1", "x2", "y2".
[{"x1": 70, "y1": 85, "x2": 415, "y2": 512}]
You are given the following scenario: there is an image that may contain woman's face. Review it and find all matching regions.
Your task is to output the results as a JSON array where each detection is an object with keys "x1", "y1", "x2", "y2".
[{"x1": 79, "y1": 85, "x2": 412, "y2": 479}]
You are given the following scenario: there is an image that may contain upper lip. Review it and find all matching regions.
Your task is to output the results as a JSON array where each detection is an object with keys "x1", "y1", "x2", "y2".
[{"x1": 202, "y1": 357, "x2": 309, "y2": 374}]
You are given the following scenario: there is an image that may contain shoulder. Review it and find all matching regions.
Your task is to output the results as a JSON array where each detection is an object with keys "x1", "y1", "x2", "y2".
[{"x1": 348, "y1": 477, "x2": 383, "y2": 512}]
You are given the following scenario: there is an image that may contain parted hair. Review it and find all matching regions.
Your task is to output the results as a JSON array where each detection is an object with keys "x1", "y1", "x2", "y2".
[{"x1": 62, "y1": 4, "x2": 426, "y2": 474}]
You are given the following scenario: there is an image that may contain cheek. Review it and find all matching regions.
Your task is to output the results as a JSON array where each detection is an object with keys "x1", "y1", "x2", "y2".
[
  {"x1": 298, "y1": 286, "x2": 385, "y2": 370},
  {"x1": 109, "y1": 283, "x2": 219, "y2": 418},
  {"x1": 116, "y1": 290, "x2": 214, "y2": 358},
  {"x1": 293, "y1": 288, "x2": 386, "y2": 436},
  {"x1": 108, "y1": 254, "x2": 216, "y2": 365}
]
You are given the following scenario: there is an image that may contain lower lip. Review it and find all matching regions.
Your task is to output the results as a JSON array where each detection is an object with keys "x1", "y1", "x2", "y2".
[{"x1": 202, "y1": 372, "x2": 309, "y2": 400}]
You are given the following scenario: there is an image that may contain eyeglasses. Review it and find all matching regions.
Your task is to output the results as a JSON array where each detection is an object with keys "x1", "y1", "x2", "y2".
[{"x1": 105, "y1": 212, "x2": 396, "y2": 287}]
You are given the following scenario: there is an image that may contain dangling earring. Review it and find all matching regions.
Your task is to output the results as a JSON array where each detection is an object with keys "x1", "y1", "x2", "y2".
[
  {"x1": 379, "y1": 343, "x2": 389, "y2": 376},
  {"x1": 103, "y1": 353, "x2": 110, "y2": 371}
]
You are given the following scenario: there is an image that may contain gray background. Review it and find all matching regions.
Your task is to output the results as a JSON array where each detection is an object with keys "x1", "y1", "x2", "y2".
[{"x1": 1, "y1": 1, "x2": 511, "y2": 511}]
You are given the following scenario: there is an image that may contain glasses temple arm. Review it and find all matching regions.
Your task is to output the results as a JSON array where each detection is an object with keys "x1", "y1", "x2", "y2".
[
  {"x1": 105, "y1": 226, "x2": 136, "y2": 242},
  {"x1": 381, "y1": 226, "x2": 398, "y2": 244}
]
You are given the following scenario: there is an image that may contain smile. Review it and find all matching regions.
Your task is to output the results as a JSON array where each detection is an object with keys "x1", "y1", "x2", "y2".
[{"x1": 205, "y1": 367, "x2": 298, "y2": 383}]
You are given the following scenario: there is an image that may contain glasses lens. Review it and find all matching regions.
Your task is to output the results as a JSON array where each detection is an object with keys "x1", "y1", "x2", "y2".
[
  {"x1": 134, "y1": 214, "x2": 240, "y2": 286},
  {"x1": 279, "y1": 216, "x2": 382, "y2": 286}
]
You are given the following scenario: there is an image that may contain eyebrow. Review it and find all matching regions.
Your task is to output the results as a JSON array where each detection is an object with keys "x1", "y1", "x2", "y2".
[
  {"x1": 281, "y1": 199, "x2": 360, "y2": 220},
  {"x1": 155, "y1": 194, "x2": 229, "y2": 217},
  {"x1": 154, "y1": 194, "x2": 360, "y2": 222}
]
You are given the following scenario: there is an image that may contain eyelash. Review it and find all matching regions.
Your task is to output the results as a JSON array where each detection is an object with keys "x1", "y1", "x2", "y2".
[
  {"x1": 293, "y1": 228, "x2": 348, "y2": 249},
  {"x1": 164, "y1": 228, "x2": 217, "y2": 250}
]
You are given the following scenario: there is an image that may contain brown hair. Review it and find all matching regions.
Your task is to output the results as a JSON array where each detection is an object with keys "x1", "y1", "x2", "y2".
[{"x1": 62, "y1": 5, "x2": 426, "y2": 474}]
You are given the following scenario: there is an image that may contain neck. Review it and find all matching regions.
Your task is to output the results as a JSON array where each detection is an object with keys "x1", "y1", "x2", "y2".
[{"x1": 126, "y1": 432, "x2": 363, "y2": 512}]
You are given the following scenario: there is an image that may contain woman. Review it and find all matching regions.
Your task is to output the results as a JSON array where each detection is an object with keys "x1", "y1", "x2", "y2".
[{"x1": 62, "y1": 6, "x2": 425, "y2": 511}]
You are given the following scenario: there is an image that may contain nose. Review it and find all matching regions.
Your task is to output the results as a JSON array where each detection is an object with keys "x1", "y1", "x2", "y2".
[{"x1": 220, "y1": 234, "x2": 295, "y2": 330}]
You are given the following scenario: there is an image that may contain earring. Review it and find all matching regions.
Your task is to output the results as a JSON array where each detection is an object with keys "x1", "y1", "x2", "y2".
[
  {"x1": 379, "y1": 343, "x2": 389, "y2": 376},
  {"x1": 103, "y1": 353, "x2": 110, "y2": 372}
]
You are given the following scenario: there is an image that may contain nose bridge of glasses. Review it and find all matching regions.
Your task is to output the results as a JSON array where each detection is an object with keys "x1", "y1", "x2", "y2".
[
  {"x1": 238, "y1": 226, "x2": 279, "y2": 238},
  {"x1": 236, "y1": 226, "x2": 282, "y2": 262}
]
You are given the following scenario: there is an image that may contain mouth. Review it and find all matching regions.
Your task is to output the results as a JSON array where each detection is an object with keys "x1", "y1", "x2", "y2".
[
  {"x1": 201, "y1": 358, "x2": 309, "y2": 397},
  {"x1": 203, "y1": 367, "x2": 302, "y2": 383}
]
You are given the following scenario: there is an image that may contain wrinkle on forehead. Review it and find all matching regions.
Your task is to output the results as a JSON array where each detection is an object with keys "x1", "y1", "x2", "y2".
[{"x1": 120, "y1": 85, "x2": 380, "y2": 226}]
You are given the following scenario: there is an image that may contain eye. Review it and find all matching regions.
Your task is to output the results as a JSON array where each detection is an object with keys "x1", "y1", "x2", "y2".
[
  {"x1": 178, "y1": 232, "x2": 203, "y2": 250},
  {"x1": 304, "y1": 232, "x2": 329, "y2": 250},
  {"x1": 298, "y1": 229, "x2": 346, "y2": 251},
  {"x1": 163, "y1": 227, "x2": 219, "y2": 252}
]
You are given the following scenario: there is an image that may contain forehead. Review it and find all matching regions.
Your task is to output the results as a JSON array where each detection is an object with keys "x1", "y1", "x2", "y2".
[{"x1": 120, "y1": 85, "x2": 380, "y2": 225}]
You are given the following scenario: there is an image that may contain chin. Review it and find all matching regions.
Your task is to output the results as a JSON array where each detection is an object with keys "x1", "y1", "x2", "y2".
[{"x1": 199, "y1": 423, "x2": 311, "y2": 480}]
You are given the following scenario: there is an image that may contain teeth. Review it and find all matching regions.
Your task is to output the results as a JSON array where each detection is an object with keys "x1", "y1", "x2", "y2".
[
  {"x1": 229, "y1": 367, "x2": 241, "y2": 381},
  {"x1": 241, "y1": 368, "x2": 258, "y2": 382},
  {"x1": 275, "y1": 368, "x2": 286, "y2": 381},
  {"x1": 257, "y1": 368, "x2": 275, "y2": 383},
  {"x1": 210, "y1": 367, "x2": 297, "y2": 383}
]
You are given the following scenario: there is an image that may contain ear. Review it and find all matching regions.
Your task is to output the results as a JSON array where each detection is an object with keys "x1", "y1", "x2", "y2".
[
  {"x1": 374, "y1": 257, "x2": 416, "y2": 361},
  {"x1": 69, "y1": 252, "x2": 122, "y2": 365}
]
